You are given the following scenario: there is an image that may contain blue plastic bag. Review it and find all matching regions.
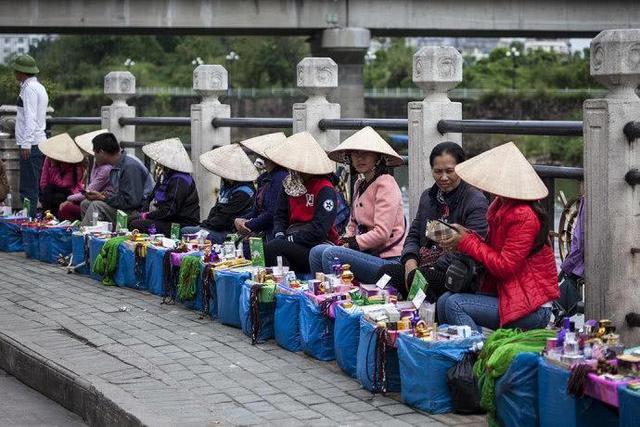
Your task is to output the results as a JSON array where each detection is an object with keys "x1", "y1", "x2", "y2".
[
  {"x1": 216, "y1": 270, "x2": 250, "y2": 328},
  {"x1": 299, "y1": 294, "x2": 335, "y2": 361},
  {"x1": 71, "y1": 233, "x2": 88, "y2": 274},
  {"x1": 22, "y1": 227, "x2": 40, "y2": 259},
  {"x1": 145, "y1": 245, "x2": 167, "y2": 296},
  {"x1": 88, "y1": 237, "x2": 106, "y2": 281},
  {"x1": 619, "y1": 385, "x2": 640, "y2": 427},
  {"x1": 239, "y1": 281, "x2": 274, "y2": 343},
  {"x1": 334, "y1": 304, "x2": 362, "y2": 378},
  {"x1": 274, "y1": 291, "x2": 301, "y2": 352},
  {"x1": 538, "y1": 358, "x2": 619, "y2": 427},
  {"x1": 39, "y1": 227, "x2": 73, "y2": 264},
  {"x1": 356, "y1": 317, "x2": 401, "y2": 393},
  {"x1": 495, "y1": 352, "x2": 540, "y2": 427},
  {"x1": 0, "y1": 221, "x2": 24, "y2": 252},
  {"x1": 397, "y1": 333, "x2": 483, "y2": 414},
  {"x1": 114, "y1": 243, "x2": 147, "y2": 290}
]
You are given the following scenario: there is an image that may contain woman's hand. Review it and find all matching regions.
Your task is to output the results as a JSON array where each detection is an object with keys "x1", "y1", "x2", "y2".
[
  {"x1": 440, "y1": 224, "x2": 468, "y2": 251},
  {"x1": 234, "y1": 218, "x2": 251, "y2": 234},
  {"x1": 404, "y1": 259, "x2": 418, "y2": 283},
  {"x1": 85, "y1": 191, "x2": 106, "y2": 201}
]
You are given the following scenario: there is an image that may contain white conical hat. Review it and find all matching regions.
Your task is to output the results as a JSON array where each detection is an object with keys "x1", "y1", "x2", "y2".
[
  {"x1": 455, "y1": 142, "x2": 548, "y2": 200},
  {"x1": 199, "y1": 144, "x2": 259, "y2": 181},
  {"x1": 263, "y1": 131, "x2": 335, "y2": 175},
  {"x1": 328, "y1": 126, "x2": 404, "y2": 167},
  {"x1": 74, "y1": 129, "x2": 108, "y2": 155},
  {"x1": 40, "y1": 133, "x2": 84, "y2": 163},
  {"x1": 239, "y1": 132, "x2": 286, "y2": 159},
  {"x1": 142, "y1": 138, "x2": 193, "y2": 173}
]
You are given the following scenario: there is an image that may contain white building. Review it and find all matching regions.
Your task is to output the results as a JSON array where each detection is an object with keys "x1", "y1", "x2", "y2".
[
  {"x1": 524, "y1": 39, "x2": 570, "y2": 55},
  {"x1": 0, "y1": 34, "x2": 54, "y2": 64}
]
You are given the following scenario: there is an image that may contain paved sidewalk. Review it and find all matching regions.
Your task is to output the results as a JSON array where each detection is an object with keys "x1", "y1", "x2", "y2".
[{"x1": 0, "y1": 252, "x2": 486, "y2": 426}]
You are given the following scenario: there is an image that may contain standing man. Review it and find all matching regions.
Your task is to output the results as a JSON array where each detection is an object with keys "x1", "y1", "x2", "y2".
[{"x1": 13, "y1": 54, "x2": 48, "y2": 217}]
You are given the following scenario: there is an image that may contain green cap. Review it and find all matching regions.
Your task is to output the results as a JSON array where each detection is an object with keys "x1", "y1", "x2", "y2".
[{"x1": 11, "y1": 54, "x2": 39, "y2": 75}]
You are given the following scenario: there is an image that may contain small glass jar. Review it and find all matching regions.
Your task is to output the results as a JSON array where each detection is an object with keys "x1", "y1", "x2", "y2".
[{"x1": 341, "y1": 264, "x2": 354, "y2": 285}]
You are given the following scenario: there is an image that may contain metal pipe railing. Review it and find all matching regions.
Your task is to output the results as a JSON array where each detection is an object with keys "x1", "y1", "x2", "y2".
[
  {"x1": 212, "y1": 117, "x2": 293, "y2": 128},
  {"x1": 120, "y1": 140, "x2": 191, "y2": 150},
  {"x1": 438, "y1": 120, "x2": 583, "y2": 136},
  {"x1": 119, "y1": 117, "x2": 191, "y2": 126},
  {"x1": 319, "y1": 118, "x2": 408, "y2": 131},
  {"x1": 46, "y1": 117, "x2": 102, "y2": 125}
]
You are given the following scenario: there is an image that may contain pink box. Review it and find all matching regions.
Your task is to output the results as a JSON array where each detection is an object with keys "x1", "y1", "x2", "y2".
[
  {"x1": 170, "y1": 250, "x2": 200, "y2": 267},
  {"x1": 585, "y1": 373, "x2": 631, "y2": 408}
]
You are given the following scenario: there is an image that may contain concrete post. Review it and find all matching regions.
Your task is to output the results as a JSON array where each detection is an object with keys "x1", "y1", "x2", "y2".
[
  {"x1": 293, "y1": 57, "x2": 340, "y2": 151},
  {"x1": 101, "y1": 71, "x2": 135, "y2": 151},
  {"x1": 191, "y1": 65, "x2": 230, "y2": 219},
  {"x1": 584, "y1": 29, "x2": 640, "y2": 343},
  {"x1": 407, "y1": 46, "x2": 463, "y2": 219}
]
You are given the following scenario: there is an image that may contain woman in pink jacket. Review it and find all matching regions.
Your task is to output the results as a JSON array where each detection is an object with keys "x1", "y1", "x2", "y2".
[
  {"x1": 309, "y1": 127, "x2": 406, "y2": 283},
  {"x1": 38, "y1": 133, "x2": 85, "y2": 217}
]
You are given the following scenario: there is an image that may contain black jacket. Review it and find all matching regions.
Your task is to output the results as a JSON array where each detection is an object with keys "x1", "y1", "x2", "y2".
[
  {"x1": 401, "y1": 181, "x2": 489, "y2": 267},
  {"x1": 201, "y1": 181, "x2": 255, "y2": 232},
  {"x1": 144, "y1": 171, "x2": 200, "y2": 227}
]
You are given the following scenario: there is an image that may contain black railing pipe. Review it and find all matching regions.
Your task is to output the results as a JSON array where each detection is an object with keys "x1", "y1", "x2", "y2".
[
  {"x1": 119, "y1": 117, "x2": 191, "y2": 126},
  {"x1": 46, "y1": 117, "x2": 102, "y2": 125},
  {"x1": 121, "y1": 140, "x2": 191, "y2": 150},
  {"x1": 212, "y1": 117, "x2": 293, "y2": 128},
  {"x1": 438, "y1": 120, "x2": 583, "y2": 136},
  {"x1": 624, "y1": 122, "x2": 640, "y2": 141},
  {"x1": 319, "y1": 118, "x2": 408, "y2": 131}
]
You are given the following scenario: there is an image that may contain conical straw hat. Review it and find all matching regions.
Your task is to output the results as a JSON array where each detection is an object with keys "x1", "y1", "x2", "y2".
[
  {"x1": 455, "y1": 142, "x2": 548, "y2": 200},
  {"x1": 263, "y1": 131, "x2": 335, "y2": 175},
  {"x1": 239, "y1": 132, "x2": 286, "y2": 159},
  {"x1": 40, "y1": 133, "x2": 84, "y2": 164},
  {"x1": 328, "y1": 126, "x2": 404, "y2": 167},
  {"x1": 142, "y1": 138, "x2": 193, "y2": 173},
  {"x1": 199, "y1": 144, "x2": 259, "y2": 182},
  {"x1": 74, "y1": 129, "x2": 108, "y2": 155}
]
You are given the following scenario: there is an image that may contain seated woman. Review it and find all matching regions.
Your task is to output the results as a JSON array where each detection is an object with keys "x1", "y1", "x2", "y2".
[
  {"x1": 264, "y1": 131, "x2": 339, "y2": 275},
  {"x1": 235, "y1": 132, "x2": 288, "y2": 242},
  {"x1": 59, "y1": 130, "x2": 113, "y2": 221},
  {"x1": 182, "y1": 144, "x2": 256, "y2": 244},
  {"x1": 308, "y1": 127, "x2": 406, "y2": 283},
  {"x1": 38, "y1": 133, "x2": 85, "y2": 217},
  {"x1": 129, "y1": 138, "x2": 200, "y2": 236},
  {"x1": 377, "y1": 142, "x2": 489, "y2": 301},
  {"x1": 439, "y1": 142, "x2": 559, "y2": 332}
]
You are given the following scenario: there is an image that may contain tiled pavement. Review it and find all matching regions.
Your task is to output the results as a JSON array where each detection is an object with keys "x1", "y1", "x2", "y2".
[{"x1": 0, "y1": 252, "x2": 486, "y2": 426}]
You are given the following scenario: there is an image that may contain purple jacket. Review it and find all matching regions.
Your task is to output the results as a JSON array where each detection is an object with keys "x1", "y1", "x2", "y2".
[
  {"x1": 560, "y1": 196, "x2": 584, "y2": 278},
  {"x1": 67, "y1": 163, "x2": 113, "y2": 203}
]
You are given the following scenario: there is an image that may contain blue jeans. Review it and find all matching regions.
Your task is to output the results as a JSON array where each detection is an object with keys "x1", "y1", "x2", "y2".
[
  {"x1": 308, "y1": 244, "x2": 400, "y2": 284},
  {"x1": 19, "y1": 145, "x2": 43, "y2": 217},
  {"x1": 180, "y1": 226, "x2": 228, "y2": 244},
  {"x1": 437, "y1": 291, "x2": 551, "y2": 332}
]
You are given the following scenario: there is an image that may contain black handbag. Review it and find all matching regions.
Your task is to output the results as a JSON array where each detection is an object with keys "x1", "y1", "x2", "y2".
[{"x1": 444, "y1": 257, "x2": 482, "y2": 293}]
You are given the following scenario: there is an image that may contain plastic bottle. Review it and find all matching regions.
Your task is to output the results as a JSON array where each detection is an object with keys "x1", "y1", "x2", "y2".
[
  {"x1": 92, "y1": 211, "x2": 99, "y2": 226},
  {"x1": 5, "y1": 193, "x2": 12, "y2": 208},
  {"x1": 148, "y1": 223, "x2": 157, "y2": 235},
  {"x1": 331, "y1": 257, "x2": 342, "y2": 276}
]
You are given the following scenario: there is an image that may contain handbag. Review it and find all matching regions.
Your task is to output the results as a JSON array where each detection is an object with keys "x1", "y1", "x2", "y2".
[{"x1": 444, "y1": 257, "x2": 482, "y2": 293}]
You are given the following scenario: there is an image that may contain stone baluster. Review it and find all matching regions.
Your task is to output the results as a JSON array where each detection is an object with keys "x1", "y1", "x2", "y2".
[
  {"x1": 293, "y1": 57, "x2": 340, "y2": 150},
  {"x1": 407, "y1": 47, "x2": 463, "y2": 219},
  {"x1": 101, "y1": 71, "x2": 136, "y2": 154},
  {"x1": 191, "y1": 65, "x2": 230, "y2": 219},
  {"x1": 584, "y1": 29, "x2": 640, "y2": 343}
]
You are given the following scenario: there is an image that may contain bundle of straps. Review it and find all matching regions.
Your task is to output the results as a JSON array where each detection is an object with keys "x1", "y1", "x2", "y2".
[
  {"x1": 162, "y1": 246, "x2": 187, "y2": 304},
  {"x1": 133, "y1": 242, "x2": 147, "y2": 285},
  {"x1": 177, "y1": 255, "x2": 202, "y2": 301},
  {"x1": 93, "y1": 236, "x2": 129, "y2": 286},
  {"x1": 200, "y1": 264, "x2": 215, "y2": 318},
  {"x1": 367, "y1": 324, "x2": 390, "y2": 394},
  {"x1": 249, "y1": 283, "x2": 262, "y2": 345},
  {"x1": 472, "y1": 328, "x2": 555, "y2": 427}
]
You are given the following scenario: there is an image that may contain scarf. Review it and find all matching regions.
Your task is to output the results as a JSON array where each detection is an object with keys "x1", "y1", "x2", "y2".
[
  {"x1": 283, "y1": 171, "x2": 307, "y2": 197},
  {"x1": 177, "y1": 256, "x2": 202, "y2": 301},
  {"x1": 93, "y1": 236, "x2": 129, "y2": 286}
]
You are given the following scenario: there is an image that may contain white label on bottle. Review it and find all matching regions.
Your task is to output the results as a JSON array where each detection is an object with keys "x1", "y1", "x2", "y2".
[
  {"x1": 375, "y1": 274, "x2": 391, "y2": 289},
  {"x1": 412, "y1": 288, "x2": 427, "y2": 309}
]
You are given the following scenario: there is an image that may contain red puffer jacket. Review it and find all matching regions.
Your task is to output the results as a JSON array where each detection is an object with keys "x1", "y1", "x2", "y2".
[{"x1": 458, "y1": 197, "x2": 559, "y2": 326}]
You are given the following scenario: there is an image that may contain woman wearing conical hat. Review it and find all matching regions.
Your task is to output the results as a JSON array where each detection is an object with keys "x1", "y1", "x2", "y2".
[
  {"x1": 59, "y1": 129, "x2": 114, "y2": 221},
  {"x1": 38, "y1": 133, "x2": 86, "y2": 217},
  {"x1": 236, "y1": 132, "x2": 288, "y2": 242},
  {"x1": 307, "y1": 127, "x2": 406, "y2": 283},
  {"x1": 129, "y1": 138, "x2": 200, "y2": 236},
  {"x1": 181, "y1": 144, "x2": 257, "y2": 244},
  {"x1": 439, "y1": 142, "x2": 559, "y2": 331},
  {"x1": 263, "y1": 131, "x2": 340, "y2": 274}
]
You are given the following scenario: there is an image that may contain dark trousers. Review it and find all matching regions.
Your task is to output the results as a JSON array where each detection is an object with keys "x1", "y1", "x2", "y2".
[
  {"x1": 265, "y1": 239, "x2": 312, "y2": 274},
  {"x1": 376, "y1": 263, "x2": 448, "y2": 302},
  {"x1": 19, "y1": 145, "x2": 43, "y2": 217},
  {"x1": 40, "y1": 184, "x2": 70, "y2": 217}
]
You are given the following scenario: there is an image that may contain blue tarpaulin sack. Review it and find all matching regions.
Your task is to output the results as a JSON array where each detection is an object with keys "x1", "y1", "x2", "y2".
[
  {"x1": 216, "y1": 270, "x2": 250, "y2": 328},
  {"x1": 39, "y1": 227, "x2": 73, "y2": 264},
  {"x1": 397, "y1": 333, "x2": 483, "y2": 414},
  {"x1": 114, "y1": 243, "x2": 147, "y2": 290},
  {"x1": 0, "y1": 220, "x2": 24, "y2": 252},
  {"x1": 180, "y1": 263, "x2": 204, "y2": 312},
  {"x1": 274, "y1": 291, "x2": 301, "y2": 352},
  {"x1": 145, "y1": 245, "x2": 167, "y2": 296},
  {"x1": 495, "y1": 352, "x2": 540, "y2": 427},
  {"x1": 619, "y1": 386, "x2": 640, "y2": 427},
  {"x1": 239, "y1": 281, "x2": 274, "y2": 344},
  {"x1": 356, "y1": 318, "x2": 401, "y2": 393},
  {"x1": 22, "y1": 227, "x2": 40, "y2": 259},
  {"x1": 89, "y1": 237, "x2": 106, "y2": 281},
  {"x1": 71, "y1": 233, "x2": 88, "y2": 274},
  {"x1": 299, "y1": 293, "x2": 335, "y2": 361},
  {"x1": 334, "y1": 304, "x2": 362, "y2": 378},
  {"x1": 538, "y1": 358, "x2": 619, "y2": 427}
]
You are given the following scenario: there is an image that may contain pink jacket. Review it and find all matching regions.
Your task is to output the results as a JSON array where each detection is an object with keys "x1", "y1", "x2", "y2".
[
  {"x1": 67, "y1": 163, "x2": 113, "y2": 203},
  {"x1": 345, "y1": 174, "x2": 406, "y2": 258},
  {"x1": 39, "y1": 157, "x2": 85, "y2": 194}
]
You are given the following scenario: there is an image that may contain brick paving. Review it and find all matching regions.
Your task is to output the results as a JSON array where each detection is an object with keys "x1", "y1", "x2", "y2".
[{"x1": 0, "y1": 252, "x2": 486, "y2": 426}]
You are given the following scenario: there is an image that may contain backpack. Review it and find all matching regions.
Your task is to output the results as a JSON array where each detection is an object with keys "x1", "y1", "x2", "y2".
[{"x1": 334, "y1": 189, "x2": 350, "y2": 235}]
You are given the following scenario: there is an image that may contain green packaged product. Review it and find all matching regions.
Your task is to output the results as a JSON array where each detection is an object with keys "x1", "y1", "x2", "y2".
[
  {"x1": 170, "y1": 223, "x2": 181, "y2": 240},
  {"x1": 249, "y1": 237, "x2": 265, "y2": 267},
  {"x1": 116, "y1": 210, "x2": 128, "y2": 231}
]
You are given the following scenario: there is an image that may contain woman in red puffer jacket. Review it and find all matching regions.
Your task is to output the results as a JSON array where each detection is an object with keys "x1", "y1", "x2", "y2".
[{"x1": 439, "y1": 142, "x2": 559, "y2": 331}]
